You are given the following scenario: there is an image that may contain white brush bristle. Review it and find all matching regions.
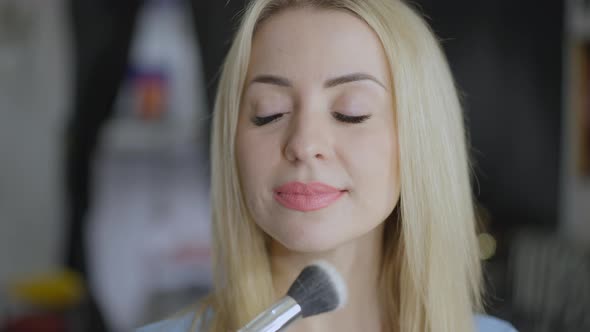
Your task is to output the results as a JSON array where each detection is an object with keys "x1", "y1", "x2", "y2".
[
  {"x1": 286, "y1": 260, "x2": 348, "y2": 318},
  {"x1": 310, "y1": 260, "x2": 348, "y2": 310}
]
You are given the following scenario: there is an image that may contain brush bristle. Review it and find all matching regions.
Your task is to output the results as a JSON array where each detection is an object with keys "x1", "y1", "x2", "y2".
[{"x1": 286, "y1": 260, "x2": 348, "y2": 318}]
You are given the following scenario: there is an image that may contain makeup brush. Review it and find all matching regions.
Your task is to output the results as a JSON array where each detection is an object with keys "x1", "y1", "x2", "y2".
[{"x1": 238, "y1": 260, "x2": 348, "y2": 332}]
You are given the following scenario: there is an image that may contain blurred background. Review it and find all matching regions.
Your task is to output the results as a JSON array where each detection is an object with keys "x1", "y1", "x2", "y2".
[{"x1": 0, "y1": 0, "x2": 588, "y2": 331}]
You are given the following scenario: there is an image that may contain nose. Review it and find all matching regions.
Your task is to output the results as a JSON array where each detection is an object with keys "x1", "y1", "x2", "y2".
[{"x1": 283, "y1": 111, "x2": 333, "y2": 164}]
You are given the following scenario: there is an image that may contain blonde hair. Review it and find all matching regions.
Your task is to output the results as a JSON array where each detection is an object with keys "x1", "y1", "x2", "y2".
[{"x1": 201, "y1": 0, "x2": 484, "y2": 331}]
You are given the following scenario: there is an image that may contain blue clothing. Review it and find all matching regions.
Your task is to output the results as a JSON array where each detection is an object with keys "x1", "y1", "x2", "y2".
[
  {"x1": 475, "y1": 315, "x2": 518, "y2": 332},
  {"x1": 137, "y1": 311, "x2": 517, "y2": 331}
]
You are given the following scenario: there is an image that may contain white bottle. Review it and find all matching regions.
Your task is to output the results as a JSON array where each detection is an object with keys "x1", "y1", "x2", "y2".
[{"x1": 88, "y1": 1, "x2": 212, "y2": 331}]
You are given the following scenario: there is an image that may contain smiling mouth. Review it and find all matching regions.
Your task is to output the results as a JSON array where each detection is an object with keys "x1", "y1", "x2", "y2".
[{"x1": 273, "y1": 182, "x2": 346, "y2": 212}]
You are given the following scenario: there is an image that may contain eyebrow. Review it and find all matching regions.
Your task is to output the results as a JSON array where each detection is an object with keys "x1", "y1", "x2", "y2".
[{"x1": 248, "y1": 72, "x2": 387, "y2": 90}]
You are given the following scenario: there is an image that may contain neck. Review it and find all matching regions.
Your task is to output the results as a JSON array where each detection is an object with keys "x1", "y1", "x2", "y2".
[{"x1": 269, "y1": 224, "x2": 385, "y2": 332}]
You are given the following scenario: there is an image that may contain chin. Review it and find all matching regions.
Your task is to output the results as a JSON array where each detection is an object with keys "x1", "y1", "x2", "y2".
[
  {"x1": 270, "y1": 224, "x2": 352, "y2": 254},
  {"x1": 280, "y1": 238, "x2": 341, "y2": 253}
]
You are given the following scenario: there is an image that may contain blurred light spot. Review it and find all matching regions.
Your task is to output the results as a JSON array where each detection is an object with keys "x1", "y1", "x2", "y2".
[{"x1": 478, "y1": 232, "x2": 497, "y2": 260}]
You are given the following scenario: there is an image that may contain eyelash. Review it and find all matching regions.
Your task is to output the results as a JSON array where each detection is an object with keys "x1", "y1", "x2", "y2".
[
  {"x1": 251, "y1": 113, "x2": 283, "y2": 126},
  {"x1": 332, "y1": 112, "x2": 372, "y2": 124},
  {"x1": 251, "y1": 112, "x2": 371, "y2": 126}
]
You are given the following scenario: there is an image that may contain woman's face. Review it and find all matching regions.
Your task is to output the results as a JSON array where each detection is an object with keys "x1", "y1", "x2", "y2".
[{"x1": 236, "y1": 8, "x2": 400, "y2": 253}]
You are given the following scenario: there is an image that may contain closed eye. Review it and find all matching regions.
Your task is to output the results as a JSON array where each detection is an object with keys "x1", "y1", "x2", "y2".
[
  {"x1": 251, "y1": 113, "x2": 284, "y2": 126},
  {"x1": 332, "y1": 112, "x2": 372, "y2": 124}
]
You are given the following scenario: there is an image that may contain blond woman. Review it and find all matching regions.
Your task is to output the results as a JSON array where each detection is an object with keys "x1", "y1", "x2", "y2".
[{"x1": 139, "y1": 0, "x2": 517, "y2": 331}]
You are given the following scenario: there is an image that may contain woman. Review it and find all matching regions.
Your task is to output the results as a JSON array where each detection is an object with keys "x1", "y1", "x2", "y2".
[{"x1": 139, "y1": 0, "x2": 517, "y2": 331}]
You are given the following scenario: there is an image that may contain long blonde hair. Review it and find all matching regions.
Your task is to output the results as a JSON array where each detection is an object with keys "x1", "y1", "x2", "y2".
[{"x1": 202, "y1": 0, "x2": 484, "y2": 331}]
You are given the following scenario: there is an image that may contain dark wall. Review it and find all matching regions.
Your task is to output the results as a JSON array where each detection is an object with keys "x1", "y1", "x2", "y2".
[{"x1": 414, "y1": 0, "x2": 564, "y2": 230}]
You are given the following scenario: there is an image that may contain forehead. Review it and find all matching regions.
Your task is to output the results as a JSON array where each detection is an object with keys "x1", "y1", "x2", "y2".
[{"x1": 248, "y1": 7, "x2": 391, "y2": 87}]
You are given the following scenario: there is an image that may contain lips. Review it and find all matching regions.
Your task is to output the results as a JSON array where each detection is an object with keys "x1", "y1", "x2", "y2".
[{"x1": 273, "y1": 182, "x2": 346, "y2": 211}]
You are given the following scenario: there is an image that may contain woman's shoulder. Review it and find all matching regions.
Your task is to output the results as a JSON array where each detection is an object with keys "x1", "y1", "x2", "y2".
[
  {"x1": 474, "y1": 314, "x2": 518, "y2": 332},
  {"x1": 136, "y1": 310, "x2": 202, "y2": 332},
  {"x1": 136, "y1": 311, "x2": 516, "y2": 332},
  {"x1": 136, "y1": 312, "x2": 194, "y2": 332}
]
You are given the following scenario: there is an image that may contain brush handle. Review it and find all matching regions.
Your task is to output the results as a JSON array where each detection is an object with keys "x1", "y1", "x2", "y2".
[{"x1": 237, "y1": 296, "x2": 302, "y2": 332}]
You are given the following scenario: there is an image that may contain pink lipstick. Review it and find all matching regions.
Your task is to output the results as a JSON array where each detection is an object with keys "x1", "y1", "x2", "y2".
[{"x1": 273, "y1": 182, "x2": 345, "y2": 212}]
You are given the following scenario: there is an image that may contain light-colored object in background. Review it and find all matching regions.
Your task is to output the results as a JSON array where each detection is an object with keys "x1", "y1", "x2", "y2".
[
  {"x1": 87, "y1": 153, "x2": 211, "y2": 332},
  {"x1": 0, "y1": 0, "x2": 70, "y2": 289},
  {"x1": 478, "y1": 232, "x2": 497, "y2": 261},
  {"x1": 86, "y1": 0, "x2": 211, "y2": 331}
]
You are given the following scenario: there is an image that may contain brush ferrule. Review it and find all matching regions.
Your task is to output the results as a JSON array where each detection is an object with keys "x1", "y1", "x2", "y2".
[{"x1": 238, "y1": 296, "x2": 302, "y2": 332}]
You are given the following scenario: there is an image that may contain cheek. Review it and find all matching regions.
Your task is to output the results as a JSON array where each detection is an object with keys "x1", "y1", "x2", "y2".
[
  {"x1": 235, "y1": 130, "x2": 280, "y2": 208},
  {"x1": 236, "y1": 132, "x2": 264, "y2": 189},
  {"x1": 342, "y1": 124, "x2": 399, "y2": 205}
]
